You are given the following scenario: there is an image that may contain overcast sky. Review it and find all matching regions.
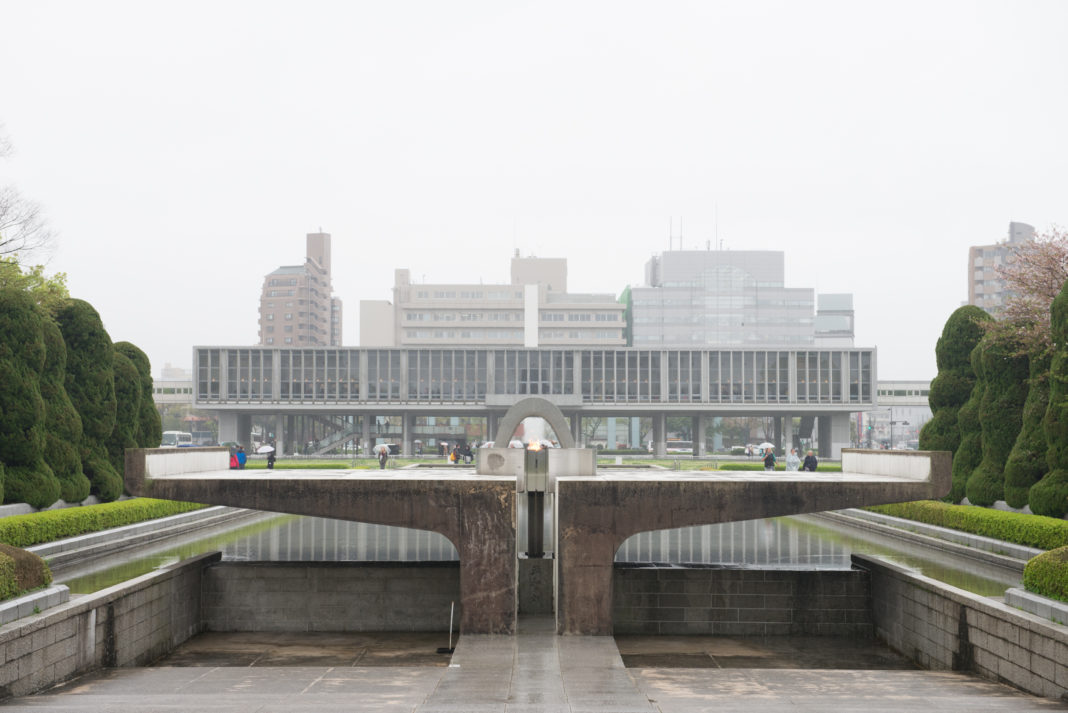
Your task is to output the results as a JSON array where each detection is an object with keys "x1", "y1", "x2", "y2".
[{"x1": 2, "y1": 0, "x2": 1066, "y2": 381}]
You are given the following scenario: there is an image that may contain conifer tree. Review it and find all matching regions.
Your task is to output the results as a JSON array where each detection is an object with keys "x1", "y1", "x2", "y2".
[
  {"x1": 965, "y1": 334, "x2": 1028, "y2": 506},
  {"x1": 55, "y1": 299, "x2": 121, "y2": 501},
  {"x1": 0, "y1": 288, "x2": 60, "y2": 507},
  {"x1": 919, "y1": 306, "x2": 991, "y2": 455}
]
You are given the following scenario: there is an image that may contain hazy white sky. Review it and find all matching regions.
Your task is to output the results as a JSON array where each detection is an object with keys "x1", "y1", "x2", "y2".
[{"x1": 2, "y1": 0, "x2": 1066, "y2": 380}]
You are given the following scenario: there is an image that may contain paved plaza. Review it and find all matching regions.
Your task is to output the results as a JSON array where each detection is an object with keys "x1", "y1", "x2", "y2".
[{"x1": 3, "y1": 617, "x2": 1065, "y2": 712}]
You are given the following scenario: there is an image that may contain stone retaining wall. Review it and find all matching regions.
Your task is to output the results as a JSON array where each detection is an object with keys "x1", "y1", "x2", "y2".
[
  {"x1": 0, "y1": 552, "x2": 216, "y2": 698},
  {"x1": 613, "y1": 565, "x2": 872, "y2": 636},
  {"x1": 201, "y1": 562, "x2": 461, "y2": 632},
  {"x1": 856, "y1": 554, "x2": 1068, "y2": 700}
]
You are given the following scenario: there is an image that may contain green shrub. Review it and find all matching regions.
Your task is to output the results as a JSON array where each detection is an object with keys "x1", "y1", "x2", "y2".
[
  {"x1": 948, "y1": 344, "x2": 985, "y2": 503},
  {"x1": 920, "y1": 306, "x2": 991, "y2": 454},
  {"x1": 0, "y1": 498, "x2": 205, "y2": 548},
  {"x1": 55, "y1": 299, "x2": 121, "y2": 501},
  {"x1": 866, "y1": 500, "x2": 1068, "y2": 551},
  {"x1": 1033, "y1": 281, "x2": 1068, "y2": 518},
  {"x1": 114, "y1": 341, "x2": 161, "y2": 449},
  {"x1": 0, "y1": 543, "x2": 52, "y2": 597},
  {"x1": 106, "y1": 349, "x2": 140, "y2": 475},
  {"x1": 1023, "y1": 546, "x2": 1068, "y2": 603},
  {"x1": 40, "y1": 318, "x2": 89, "y2": 504},
  {"x1": 0, "y1": 288, "x2": 60, "y2": 508},
  {"x1": 966, "y1": 335, "x2": 1028, "y2": 506},
  {"x1": 1004, "y1": 352, "x2": 1051, "y2": 508}
]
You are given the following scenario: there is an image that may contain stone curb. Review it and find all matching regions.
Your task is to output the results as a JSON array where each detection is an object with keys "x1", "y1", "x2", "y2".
[
  {"x1": 1005, "y1": 587, "x2": 1068, "y2": 626},
  {"x1": 0, "y1": 585, "x2": 69, "y2": 627}
]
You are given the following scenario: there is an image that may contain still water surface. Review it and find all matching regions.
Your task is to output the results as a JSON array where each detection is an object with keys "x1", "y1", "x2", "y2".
[{"x1": 58, "y1": 512, "x2": 1020, "y2": 597}]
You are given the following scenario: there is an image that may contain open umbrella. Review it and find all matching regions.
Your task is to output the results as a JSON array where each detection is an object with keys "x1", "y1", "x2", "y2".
[
  {"x1": 256, "y1": 444, "x2": 275, "y2": 454},
  {"x1": 373, "y1": 443, "x2": 391, "y2": 455},
  {"x1": 758, "y1": 442, "x2": 775, "y2": 451}
]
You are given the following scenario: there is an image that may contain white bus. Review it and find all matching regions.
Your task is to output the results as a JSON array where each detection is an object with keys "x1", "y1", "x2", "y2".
[{"x1": 160, "y1": 431, "x2": 193, "y2": 448}]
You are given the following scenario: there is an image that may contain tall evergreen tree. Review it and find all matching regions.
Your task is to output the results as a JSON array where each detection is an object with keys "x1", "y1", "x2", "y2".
[
  {"x1": 0, "y1": 288, "x2": 60, "y2": 507},
  {"x1": 919, "y1": 306, "x2": 991, "y2": 454},
  {"x1": 107, "y1": 349, "x2": 141, "y2": 475},
  {"x1": 114, "y1": 341, "x2": 161, "y2": 448},
  {"x1": 55, "y1": 299, "x2": 121, "y2": 501},
  {"x1": 1032, "y1": 283, "x2": 1068, "y2": 518},
  {"x1": 40, "y1": 317, "x2": 89, "y2": 503},
  {"x1": 965, "y1": 334, "x2": 1028, "y2": 506},
  {"x1": 1003, "y1": 351, "x2": 1051, "y2": 508},
  {"x1": 947, "y1": 343, "x2": 985, "y2": 503}
]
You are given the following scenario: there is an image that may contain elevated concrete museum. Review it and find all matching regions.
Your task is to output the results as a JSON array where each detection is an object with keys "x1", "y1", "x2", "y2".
[{"x1": 197, "y1": 344, "x2": 875, "y2": 458}]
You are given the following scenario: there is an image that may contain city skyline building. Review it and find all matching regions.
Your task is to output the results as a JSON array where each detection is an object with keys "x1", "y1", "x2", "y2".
[
  {"x1": 968, "y1": 221, "x2": 1035, "y2": 314},
  {"x1": 359, "y1": 251, "x2": 626, "y2": 347},
  {"x1": 258, "y1": 232, "x2": 343, "y2": 347},
  {"x1": 623, "y1": 249, "x2": 854, "y2": 347}
]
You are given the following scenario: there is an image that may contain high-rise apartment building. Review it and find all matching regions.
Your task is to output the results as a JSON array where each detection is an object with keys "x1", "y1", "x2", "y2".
[
  {"x1": 360, "y1": 252, "x2": 625, "y2": 347},
  {"x1": 968, "y1": 221, "x2": 1035, "y2": 314},
  {"x1": 258, "y1": 232, "x2": 343, "y2": 347},
  {"x1": 624, "y1": 249, "x2": 854, "y2": 347}
]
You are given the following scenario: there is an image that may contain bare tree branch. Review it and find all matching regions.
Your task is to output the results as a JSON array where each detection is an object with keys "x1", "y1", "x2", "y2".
[{"x1": 0, "y1": 127, "x2": 56, "y2": 261}]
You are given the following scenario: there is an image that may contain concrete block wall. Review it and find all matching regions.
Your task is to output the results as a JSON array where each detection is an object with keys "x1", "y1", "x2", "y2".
[
  {"x1": 202, "y1": 562, "x2": 461, "y2": 632},
  {"x1": 0, "y1": 552, "x2": 216, "y2": 698},
  {"x1": 613, "y1": 566, "x2": 872, "y2": 636},
  {"x1": 856, "y1": 554, "x2": 1068, "y2": 701}
]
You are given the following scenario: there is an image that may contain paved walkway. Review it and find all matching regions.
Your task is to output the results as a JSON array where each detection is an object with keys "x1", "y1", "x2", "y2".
[{"x1": 3, "y1": 618, "x2": 1065, "y2": 712}]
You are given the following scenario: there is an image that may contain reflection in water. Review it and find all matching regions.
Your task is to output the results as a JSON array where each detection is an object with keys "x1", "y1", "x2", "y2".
[
  {"x1": 616, "y1": 515, "x2": 1020, "y2": 597},
  {"x1": 60, "y1": 511, "x2": 1019, "y2": 598},
  {"x1": 220, "y1": 517, "x2": 458, "y2": 563},
  {"x1": 59, "y1": 515, "x2": 458, "y2": 594}
]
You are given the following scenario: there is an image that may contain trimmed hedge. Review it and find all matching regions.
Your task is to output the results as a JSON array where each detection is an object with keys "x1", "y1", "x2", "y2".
[
  {"x1": 866, "y1": 500, "x2": 1068, "y2": 551},
  {"x1": 0, "y1": 543, "x2": 52, "y2": 600},
  {"x1": 0, "y1": 498, "x2": 205, "y2": 548},
  {"x1": 1023, "y1": 546, "x2": 1068, "y2": 604}
]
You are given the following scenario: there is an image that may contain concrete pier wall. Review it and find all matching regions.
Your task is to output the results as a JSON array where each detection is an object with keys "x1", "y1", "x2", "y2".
[
  {"x1": 613, "y1": 566, "x2": 872, "y2": 636},
  {"x1": 202, "y1": 562, "x2": 460, "y2": 632},
  {"x1": 857, "y1": 554, "x2": 1068, "y2": 701}
]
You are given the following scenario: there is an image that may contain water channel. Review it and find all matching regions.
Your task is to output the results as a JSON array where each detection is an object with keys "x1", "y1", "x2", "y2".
[{"x1": 57, "y1": 510, "x2": 1021, "y2": 598}]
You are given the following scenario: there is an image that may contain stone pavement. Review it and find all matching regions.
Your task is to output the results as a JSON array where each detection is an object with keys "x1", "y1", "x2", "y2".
[{"x1": 2, "y1": 617, "x2": 1066, "y2": 712}]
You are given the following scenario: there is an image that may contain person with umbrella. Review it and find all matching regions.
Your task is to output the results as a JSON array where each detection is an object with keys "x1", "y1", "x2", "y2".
[
  {"x1": 236, "y1": 445, "x2": 247, "y2": 469},
  {"x1": 256, "y1": 443, "x2": 276, "y2": 469},
  {"x1": 376, "y1": 443, "x2": 389, "y2": 469}
]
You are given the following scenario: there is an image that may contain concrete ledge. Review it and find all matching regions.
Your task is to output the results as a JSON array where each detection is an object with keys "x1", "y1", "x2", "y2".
[
  {"x1": 856, "y1": 553, "x2": 1068, "y2": 701},
  {"x1": 842, "y1": 449, "x2": 935, "y2": 481},
  {"x1": 0, "y1": 585, "x2": 69, "y2": 627},
  {"x1": 1005, "y1": 588, "x2": 1068, "y2": 627},
  {"x1": 814, "y1": 510, "x2": 1038, "y2": 570},
  {"x1": 0, "y1": 551, "x2": 219, "y2": 698},
  {"x1": 28, "y1": 506, "x2": 252, "y2": 568}
]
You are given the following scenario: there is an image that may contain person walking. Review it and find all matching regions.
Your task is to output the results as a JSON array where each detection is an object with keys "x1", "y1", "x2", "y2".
[
  {"x1": 378, "y1": 446, "x2": 389, "y2": 470},
  {"x1": 802, "y1": 450, "x2": 819, "y2": 472},
  {"x1": 763, "y1": 448, "x2": 776, "y2": 472},
  {"x1": 236, "y1": 446, "x2": 247, "y2": 469},
  {"x1": 785, "y1": 448, "x2": 801, "y2": 471}
]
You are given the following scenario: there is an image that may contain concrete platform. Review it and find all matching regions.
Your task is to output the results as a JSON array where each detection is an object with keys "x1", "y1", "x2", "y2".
[
  {"x1": 4, "y1": 621, "x2": 1065, "y2": 711},
  {"x1": 125, "y1": 448, "x2": 951, "y2": 635}
]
